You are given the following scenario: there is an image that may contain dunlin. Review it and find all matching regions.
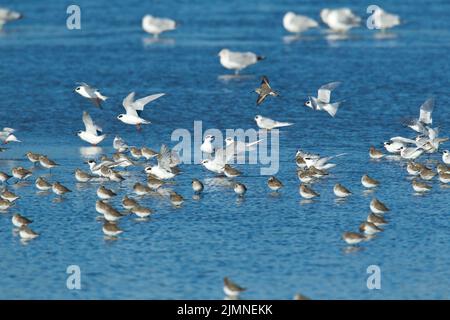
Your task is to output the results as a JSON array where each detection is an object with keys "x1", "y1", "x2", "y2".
[
  {"x1": 25, "y1": 151, "x2": 41, "y2": 164},
  {"x1": 439, "y1": 172, "x2": 450, "y2": 184},
  {"x1": 370, "y1": 198, "x2": 389, "y2": 214},
  {"x1": 367, "y1": 213, "x2": 388, "y2": 226},
  {"x1": 12, "y1": 213, "x2": 32, "y2": 228},
  {"x1": 0, "y1": 171, "x2": 12, "y2": 184},
  {"x1": 223, "y1": 277, "x2": 246, "y2": 298},
  {"x1": 19, "y1": 226, "x2": 39, "y2": 240},
  {"x1": 342, "y1": 232, "x2": 366, "y2": 245},
  {"x1": 406, "y1": 161, "x2": 423, "y2": 176},
  {"x1": 359, "y1": 221, "x2": 383, "y2": 235},
  {"x1": 122, "y1": 196, "x2": 139, "y2": 210},
  {"x1": 12, "y1": 167, "x2": 32, "y2": 180},
  {"x1": 333, "y1": 183, "x2": 351, "y2": 198},
  {"x1": 102, "y1": 221, "x2": 123, "y2": 237},
  {"x1": 192, "y1": 179, "x2": 204, "y2": 194},
  {"x1": 1, "y1": 189, "x2": 20, "y2": 202},
  {"x1": 419, "y1": 167, "x2": 436, "y2": 181},
  {"x1": 361, "y1": 174, "x2": 379, "y2": 188},
  {"x1": 267, "y1": 176, "x2": 283, "y2": 191},
  {"x1": 224, "y1": 164, "x2": 242, "y2": 178},
  {"x1": 52, "y1": 182, "x2": 71, "y2": 196},
  {"x1": 133, "y1": 182, "x2": 152, "y2": 196},
  {"x1": 129, "y1": 147, "x2": 143, "y2": 159},
  {"x1": 147, "y1": 175, "x2": 165, "y2": 190},
  {"x1": 234, "y1": 182, "x2": 247, "y2": 196},
  {"x1": 75, "y1": 168, "x2": 94, "y2": 183},
  {"x1": 39, "y1": 155, "x2": 59, "y2": 171},
  {"x1": 369, "y1": 146, "x2": 384, "y2": 159},
  {"x1": 412, "y1": 179, "x2": 432, "y2": 192},
  {"x1": 131, "y1": 205, "x2": 153, "y2": 218},
  {"x1": 170, "y1": 192, "x2": 184, "y2": 206},
  {"x1": 35, "y1": 177, "x2": 52, "y2": 191},
  {"x1": 0, "y1": 198, "x2": 13, "y2": 210},
  {"x1": 141, "y1": 147, "x2": 158, "y2": 160},
  {"x1": 97, "y1": 186, "x2": 117, "y2": 200},
  {"x1": 299, "y1": 184, "x2": 319, "y2": 199}
]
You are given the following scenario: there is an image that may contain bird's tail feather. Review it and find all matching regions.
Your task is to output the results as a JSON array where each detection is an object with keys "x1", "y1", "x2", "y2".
[
  {"x1": 275, "y1": 122, "x2": 293, "y2": 128},
  {"x1": 323, "y1": 101, "x2": 341, "y2": 117}
]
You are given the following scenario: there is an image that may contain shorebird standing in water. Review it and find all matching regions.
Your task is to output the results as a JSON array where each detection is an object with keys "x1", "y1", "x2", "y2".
[{"x1": 223, "y1": 277, "x2": 246, "y2": 298}]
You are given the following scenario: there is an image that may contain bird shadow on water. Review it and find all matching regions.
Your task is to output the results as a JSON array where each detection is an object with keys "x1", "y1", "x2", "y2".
[
  {"x1": 299, "y1": 199, "x2": 317, "y2": 205},
  {"x1": 217, "y1": 74, "x2": 255, "y2": 82},
  {"x1": 374, "y1": 32, "x2": 398, "y2": 40},
  {"x1": 268, "y1": 191, "x2": 281, "y2": 198},
  {"x1": 343, "y1": 246, "x2": 365, "y2": 254},
  {"x1": 334, "y1": 198, "x2": 349, "y2": 205},
  {"x1": 282, "y1": 34, "x2": 321, "y2": 44},
  {"x1": 142, "y1": 37, "x2": 175, "y2": 47},
  {"x1": 79, "y1": 146, "x2": 103, "y2": 158},
  {"x1": 362, "y1": 189, "x2": 376, "y2": 197}
]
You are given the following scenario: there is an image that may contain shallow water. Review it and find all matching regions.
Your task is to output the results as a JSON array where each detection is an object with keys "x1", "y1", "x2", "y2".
[{"x1": 0, "y1": 0, "x2": 450, "y2": 299}]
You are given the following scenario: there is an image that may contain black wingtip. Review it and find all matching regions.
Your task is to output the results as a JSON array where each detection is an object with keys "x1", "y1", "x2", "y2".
[{"x1": 257, "y1": 56, "x2": 265, "y2": 61}]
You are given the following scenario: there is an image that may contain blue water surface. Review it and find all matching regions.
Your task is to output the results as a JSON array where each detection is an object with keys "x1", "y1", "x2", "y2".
[{"x1": 0, "y1": 0, "x2": 449, "y2": 299}]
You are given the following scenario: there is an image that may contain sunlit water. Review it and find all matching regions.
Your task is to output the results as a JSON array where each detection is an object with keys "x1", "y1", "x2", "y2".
[{"x1": 0, "y1": 0, "x2": 450, "y2": 299}]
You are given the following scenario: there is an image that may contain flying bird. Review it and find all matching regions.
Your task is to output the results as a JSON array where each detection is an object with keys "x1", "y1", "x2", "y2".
[
  {"x1": 144, "y1": 144, "x2": 179, "y2": 179},
  {"x1": 404, "y1": 98, "x2": 435, "y2": 134},
  {"x1": 118, "y1": 92, "x2": 165, "y2": 130},
  {"x1": 305, "y1": 82, "x2": 342, "y2": 117},
  {"x1": 255, "y1": 76, "x2": 279, "y2": 105},
  {"x1": 0, "y1": 8, "x2": 22, "y2": 30},
  {"x1": 78, "y1": 111, "x2": 106, "y2": 145},
  {"x1": 74, "y1": 83, "x2": 108, "y2": 108}
]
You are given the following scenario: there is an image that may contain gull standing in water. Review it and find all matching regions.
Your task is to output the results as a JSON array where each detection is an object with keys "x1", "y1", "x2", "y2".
[
  {"x1": 74, "y1": 83, "x2": 108, "y2": 108},
  {"x1": 283, "y1": 12, "x2": 318, "y2": 35},
  {"x1": 117, "y1": 92, "x2": 165, "y2": 130},
  {"x1": 142, "y1": 15, "x2": 176, "y2": 38},
  {"x1": 218, "y1": 49, "x2": 264, "y2": 75},
  {"x1": 78, "y1": 111, "x2": 106, "y2": 145},
  {"x1": 320, "y1": 8, "x2": 361, "y2": 33},
  {"x1": 371, "y1": 6, "x2": 400, "y2": 32},
  {"x1": 305, "y1": 82, "x2": 342, "y2": 117}
]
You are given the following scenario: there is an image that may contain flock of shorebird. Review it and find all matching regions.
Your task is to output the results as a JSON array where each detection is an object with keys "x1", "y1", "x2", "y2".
[{"x1": 1, "y1": 4, "x2": 448, "y2": 299}]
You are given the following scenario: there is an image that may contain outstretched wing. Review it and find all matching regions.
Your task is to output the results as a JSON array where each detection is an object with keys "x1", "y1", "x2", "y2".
[
  {"x1": 318, "y1": 81, "x2": 341, "y2": 103},
  {"x1": 419, "y1": 98, "x2": 434, "y2": 124},
  {"x1": 157, "y1": 144, "x2": 172, "y2": 170},
  {"x1": 122, "y1": 92, "x2": 139, "y2": 117},
  {"x1": 82, "y1": 111, "x2": 98, "y2": 135},
  {"x1": 134, "y1": 93, "x2": 165, "y2": 111}
]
